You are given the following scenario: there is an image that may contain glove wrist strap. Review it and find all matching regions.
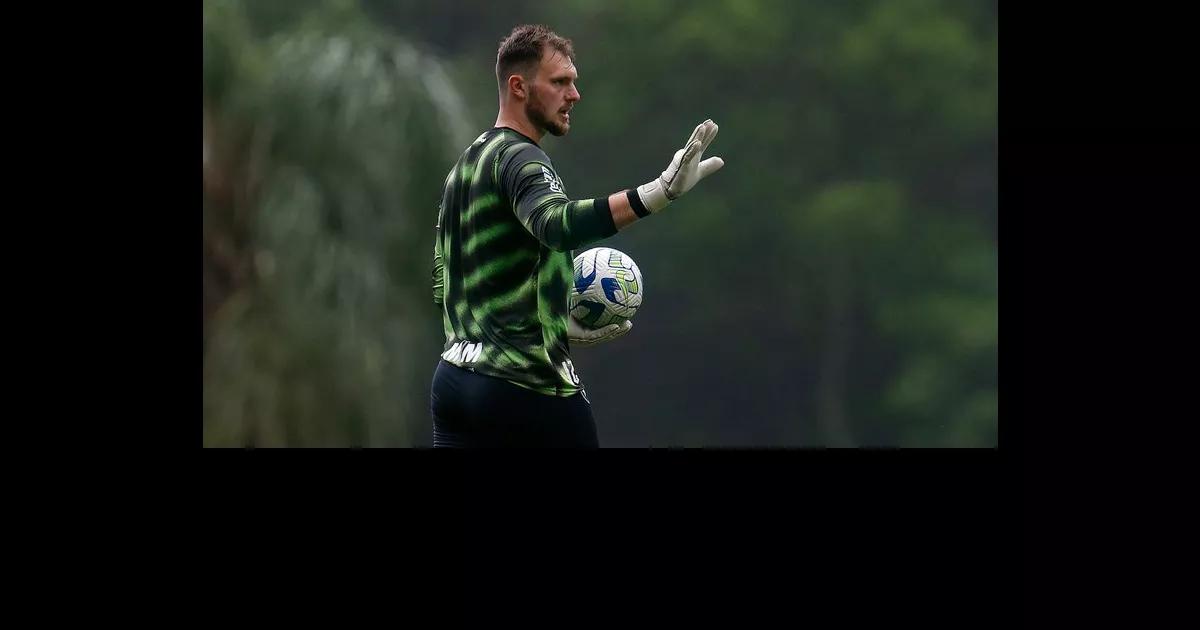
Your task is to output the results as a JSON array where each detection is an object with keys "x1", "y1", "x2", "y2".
[{"x1": 636, "y1": 177, "x2": 671, "y2": 214}]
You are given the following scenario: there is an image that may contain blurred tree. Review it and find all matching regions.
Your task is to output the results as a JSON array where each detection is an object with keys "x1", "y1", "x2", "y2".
[{"x1": 203, "y1": 0, "x2": 470, "y2": 446}]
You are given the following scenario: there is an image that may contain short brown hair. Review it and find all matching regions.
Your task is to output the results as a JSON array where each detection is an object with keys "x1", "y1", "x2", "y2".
[{"x1": 495, "y1": 25, "x2": 575, "y2": 92}]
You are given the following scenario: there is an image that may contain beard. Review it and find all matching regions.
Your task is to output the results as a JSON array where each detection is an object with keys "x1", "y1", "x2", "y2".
[{"x1": 526, "y1": 88, "x2": 569, "y2": 137}]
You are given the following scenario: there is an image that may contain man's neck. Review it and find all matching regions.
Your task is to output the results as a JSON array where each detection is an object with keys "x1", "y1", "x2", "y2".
[{"x1": 495, "y1": 110, "x2": 542, "y2": 144}]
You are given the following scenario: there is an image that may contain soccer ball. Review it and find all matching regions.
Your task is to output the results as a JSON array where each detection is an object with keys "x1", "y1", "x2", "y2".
[{"x1": 570, "y1": 247, "x2": 644, "y2": 328}]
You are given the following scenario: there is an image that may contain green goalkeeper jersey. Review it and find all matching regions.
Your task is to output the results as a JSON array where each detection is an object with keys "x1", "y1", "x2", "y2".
[{"x1": 432, "y1": 127, "x2": 617, "y2": 396}]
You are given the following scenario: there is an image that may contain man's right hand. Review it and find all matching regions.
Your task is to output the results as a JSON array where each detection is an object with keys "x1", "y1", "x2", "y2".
[
  {"x1": 636, "y1": 119, "x2": 725, "y2": 214},
  {"x1": 568, "y1": 317, "x2": 632, "y2": 347}
]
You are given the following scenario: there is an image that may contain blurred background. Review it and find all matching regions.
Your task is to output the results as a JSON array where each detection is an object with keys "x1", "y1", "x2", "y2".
[{"x1": 203, "y1": 0, "x2": 997, "y2": 447}]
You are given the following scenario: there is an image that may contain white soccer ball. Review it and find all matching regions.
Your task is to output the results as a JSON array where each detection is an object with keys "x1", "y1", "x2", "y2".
[{"x1": 570, "y1": 247, "x2": 644, "y2": 328}]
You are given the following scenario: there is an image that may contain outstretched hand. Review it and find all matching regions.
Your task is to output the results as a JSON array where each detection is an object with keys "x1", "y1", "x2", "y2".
[{"x1": 637, "y1": 119, "x2": 725, "y2": 213}]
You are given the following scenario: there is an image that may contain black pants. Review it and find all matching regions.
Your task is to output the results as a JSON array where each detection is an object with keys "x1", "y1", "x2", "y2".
[{"x1": 430, "y1": 360, "x2": 599, "y2": 448}]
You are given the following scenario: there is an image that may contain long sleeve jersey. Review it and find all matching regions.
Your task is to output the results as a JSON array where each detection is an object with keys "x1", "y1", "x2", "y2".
[{"x1": 433, "y1": 127, "x2": 617, "y2": 395}]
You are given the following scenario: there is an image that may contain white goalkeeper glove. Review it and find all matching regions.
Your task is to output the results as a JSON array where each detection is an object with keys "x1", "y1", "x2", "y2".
[
  {"x1": 636, "y1": 119, "x2": 725, "y2": 213},
  {"x1": 568, "y1": 317, "x2": 633, "y2": 347}
]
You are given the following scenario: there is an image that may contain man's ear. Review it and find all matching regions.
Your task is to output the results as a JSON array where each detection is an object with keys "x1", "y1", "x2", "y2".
[{"x1": 508, "y1": 74, "x2": 527, "y2": 100}]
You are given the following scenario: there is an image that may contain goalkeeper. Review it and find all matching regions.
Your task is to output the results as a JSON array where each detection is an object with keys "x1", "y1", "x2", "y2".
[{"x1": 430, "y1": 24, "x2": 724, "y2": 447}]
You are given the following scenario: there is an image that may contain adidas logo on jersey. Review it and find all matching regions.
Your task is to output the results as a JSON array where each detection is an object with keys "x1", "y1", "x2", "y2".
[{"x1": 442, "y1": 340, "x2": 484, "y2": 364}]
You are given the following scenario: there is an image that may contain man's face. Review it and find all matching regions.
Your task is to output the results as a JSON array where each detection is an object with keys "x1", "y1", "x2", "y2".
[{"x1": 524, "y1": 49, "x2": 580, "y2": 137}]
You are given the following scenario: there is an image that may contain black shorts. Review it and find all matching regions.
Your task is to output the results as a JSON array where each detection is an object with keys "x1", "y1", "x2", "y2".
[{"x1": 429, "y1": 360, "x2": 599, "y2": 448}]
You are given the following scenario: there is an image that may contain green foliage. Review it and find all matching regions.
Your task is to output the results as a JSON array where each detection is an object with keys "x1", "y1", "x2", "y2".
[
  {"x1": 799, "y1": 181, "x2": 906, "y2": 252},
  {"x1": 835, "y1": 0, "x2": 997, "y2": 145},
  {"x1": 873, "y1": 218, "x2": 997, "y2": 446}
]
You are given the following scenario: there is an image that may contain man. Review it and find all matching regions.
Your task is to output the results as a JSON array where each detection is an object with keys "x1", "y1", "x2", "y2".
[{"x1": 430, "y1": 24, "x2": 724, "y2": 447}]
